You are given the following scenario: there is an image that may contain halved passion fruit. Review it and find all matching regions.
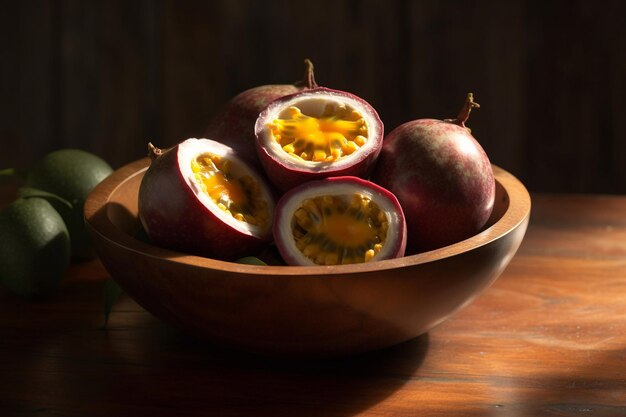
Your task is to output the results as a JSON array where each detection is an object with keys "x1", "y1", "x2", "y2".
[
  {"x1": 273, "y1": 176, "x2": 406, "y2": 266},
  {"x1": 205, "y1": 59, "x2": 318, "y2": 172},
  {"x1": 255, "y1": 87, "x2": 384, "y2": 192},
  {"x1": 138, "y1": 138, "x2": 275, "y2": 261}
]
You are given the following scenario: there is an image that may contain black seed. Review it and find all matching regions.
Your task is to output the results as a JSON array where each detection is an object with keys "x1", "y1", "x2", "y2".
[
  {"x1": 308, "y1": 211, "x2": 320, "y2": 223},
  {"x1": 322, "y1": 240, "x2": 336, "y2": 252}
]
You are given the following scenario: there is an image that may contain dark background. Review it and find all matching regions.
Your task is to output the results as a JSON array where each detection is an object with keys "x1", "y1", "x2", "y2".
[{"x1": 2, "y1": 0, "x2": 625, "y2": 194}]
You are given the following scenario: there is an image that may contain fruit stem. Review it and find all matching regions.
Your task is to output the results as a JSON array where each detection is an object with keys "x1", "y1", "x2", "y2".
[
  {"x1": 147, "y1": 142, "x2": 163, "y2": 161},
  {"x1": 295, "y1": 58, "x2": 318, "y2": 89},
  {"x1": 18, "y1": 187, "x2": 73, "y2": 209},
  {"x1": 447, "y1": 93, "x2": 480, "y2": 128}
]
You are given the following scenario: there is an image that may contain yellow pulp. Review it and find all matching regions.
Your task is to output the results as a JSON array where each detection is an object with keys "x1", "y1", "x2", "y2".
[
  {"x1": 292, "y1": 194, "x2": 388, "y2": 265},
  {"x1": 191, "y1": 153, "x2": 269, "y2": 227},
  {"x1": 320, "y1": 215, "x2": 375, "y2": 248},
  {"x1": 268, "y1": 103, "x2": 368, "y2": 162}
]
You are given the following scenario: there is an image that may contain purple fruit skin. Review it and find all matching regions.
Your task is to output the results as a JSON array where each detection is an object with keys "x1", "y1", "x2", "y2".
[
  {"x1": 205, "y1": 84, "x2": 302, "y2": 170},
  {"x1": 255, "y1": 87, "x2": 384, "y2": 192},
  {"x1": 138, "y1": 144, "x2": 271, "y2": 261},
  {"x1": 273, "y1": 176, "x2": 406, "y2": 266},
  {"x1": 371, "y1": 119, "x2": 495, "y2": 254}
]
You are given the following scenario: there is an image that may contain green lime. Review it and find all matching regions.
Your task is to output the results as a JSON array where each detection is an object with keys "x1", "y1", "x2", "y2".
[
  {"x1": 0, "y1": 198, "x2": 70, "y2": 299},
  {"x1": 26, "y1": 149, "x2": 113, "y2": 259}
]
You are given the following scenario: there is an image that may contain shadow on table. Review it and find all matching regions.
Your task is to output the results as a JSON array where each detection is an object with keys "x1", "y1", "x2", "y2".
[
  {"x1": 88, "y1": 202, "x2": 432, "y2": 415},
  {"x1": 102, "y1": 319, "x2": 430, "y2": 417},
  {"x1": 514, "y1": 348, "x2": 626, "y2": 417}
]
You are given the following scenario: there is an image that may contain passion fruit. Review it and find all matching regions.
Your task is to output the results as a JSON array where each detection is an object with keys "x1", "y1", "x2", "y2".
[
  {"x1": 372, "y1": 93, "x2": 495, "y2": 254},
  {"x1": 205, "y1": 59, "x2": 318, "y2": 170},
  {"x1": 255, "y1": 88, "x2": 384, "y2": 192},
  {"x1": 138, "y1": 138, "x2": 275, "y2": 261},
  {"x1": 273, "y1": 176, "x2": 406, "y2": 266}
]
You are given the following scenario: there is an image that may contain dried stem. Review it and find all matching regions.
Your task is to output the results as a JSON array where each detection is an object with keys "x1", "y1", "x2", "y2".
[
  {"x1": 295, "y1": 58, "x2": 318, "y2": 89},
  {"x1": 446, "y1": 93, "x2": 480, "y2": 128},
  {"x1": 147, "y1": 142, "x2": 163, "y2": 161}
]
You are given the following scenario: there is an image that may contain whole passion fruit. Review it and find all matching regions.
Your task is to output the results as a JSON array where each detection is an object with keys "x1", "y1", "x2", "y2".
[
  {"x1": 205, "y1": 59, "x2": 318, "y2": 170},
  {"x1": 138, "y1": 138, "x2": 275, "y2": 261},
  {"x1": 273, "y1": 176, "x2": 406, "y2": 266},
  {"x1": 372, "y1": 93, "x2": 495, "y2": 254},
  {"x1": 255, "y1": 87, "x2": 384, "y2": 192}
]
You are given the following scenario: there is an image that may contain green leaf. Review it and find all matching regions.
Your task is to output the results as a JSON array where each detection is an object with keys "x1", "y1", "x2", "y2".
[
  {"x1": 103, "y1": 279, "x2": 124, "y2": 328},
  {"x1": 235, "y1": 256, "x2": 268, "y2": 266},
  {"x1": 18, "y1": 187, "x2": 73, "y2": 210},
  {"x1": 0, "y1": 168, "x2": 15, "y2": 177},
  {"x1": 0, "y1": 168, "x2": 26, "y2": 182}
]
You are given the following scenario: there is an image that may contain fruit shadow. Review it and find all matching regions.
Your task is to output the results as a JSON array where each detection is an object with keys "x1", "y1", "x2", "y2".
[
  {"x1": 103, "y1": 202, "x2": 181, "y2": 257},
  {"x1": 105, "y1": 202, "x2": 284, "y2": 263},
  {"x1": 102, "y1": 202, "x2": 256, "y2": 258},
  {"x1": 98, "y1": 202, "x2": 431, "y2": 415},
  {"x1": 2, "y1": 279, "x2": 428, "y2": 417},
  {"x1": 105, "y1": 314, "x2": 430, "y2": 417}
]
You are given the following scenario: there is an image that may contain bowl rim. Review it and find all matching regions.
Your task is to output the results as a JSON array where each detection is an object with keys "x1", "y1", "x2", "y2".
[{"x1": 85, "y1": 158, "x2": 531, "y2": 277}]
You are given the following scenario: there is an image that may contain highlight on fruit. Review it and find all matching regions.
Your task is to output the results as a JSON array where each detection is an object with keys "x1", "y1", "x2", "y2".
[
  {"x1": 268, "y1": 103, "x2": 367, "y2": 163},
  {"x1": 272, "y1": 176, "x2": 406, "y2": 266}
]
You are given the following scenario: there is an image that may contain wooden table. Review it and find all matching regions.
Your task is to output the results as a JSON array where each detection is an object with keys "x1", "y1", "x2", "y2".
[{"x1": 1, "y1": 185, "x2": 625, "y2": 416}]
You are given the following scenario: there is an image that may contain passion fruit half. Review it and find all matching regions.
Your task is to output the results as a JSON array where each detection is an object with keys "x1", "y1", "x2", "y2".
[
  {"x1": 255, "y1": 88, "x2": 384, "y2": 192},
  {"x1": 205, "y1": 59, "x2": 318, "y2": 171},
  {"x1": 273, "y1": 176, "x2": 406, "y2": 266},
  {"x1": 138, "y1": 138, "x2": 275, "y2": 261}
]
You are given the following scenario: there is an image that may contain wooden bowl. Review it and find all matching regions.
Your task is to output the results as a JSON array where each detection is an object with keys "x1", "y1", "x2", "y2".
[{"x1": 85, "y1": 159, "x2": 530, "y2": 357}]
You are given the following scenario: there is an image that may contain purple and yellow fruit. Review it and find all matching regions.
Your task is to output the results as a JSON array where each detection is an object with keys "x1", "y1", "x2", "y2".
[
  {"x1": 255, "y1": 88, "x2": 384, "y2": 192},
  {"x1": 273, "y1": 176, "x2": 406, "y2": 266},
  {"x1": 138, "y1": 138, "x2": 275, "y2": 261},
  {"x1": 205, "y1": 60, "x2": 318, "y2": 170}
]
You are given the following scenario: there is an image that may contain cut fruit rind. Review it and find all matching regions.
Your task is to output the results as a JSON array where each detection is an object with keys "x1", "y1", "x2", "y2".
[
  {"x1": 139, "y1": 138, "x2": 275, "y2": 261},
  {"x1": 292, "y1": 194, "x2": 388, "y2": 265},
  {"x1": 273, "y1": 176, "x2": 406, "y2": 266},
  {"x1": 191, "y1": 153, "x2": 270, "y2": 229},
  {"x1": 178, "y1": 139, "x2": 274, "y2": 237},
  {"x1": 255, "y1": 87, "x2": 383, "y2": 192},
  {"x1": 204, "y1": 59, "x2": 318, "y2": 172}
]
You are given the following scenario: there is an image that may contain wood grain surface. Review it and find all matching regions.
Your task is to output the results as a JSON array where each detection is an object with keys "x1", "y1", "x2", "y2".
[
  {"x1": 2, "y1": 1, "x2": 626, "y2": 194},
  {"x1": 1, "y1": 185, "x2": 625, "y2": 416}
]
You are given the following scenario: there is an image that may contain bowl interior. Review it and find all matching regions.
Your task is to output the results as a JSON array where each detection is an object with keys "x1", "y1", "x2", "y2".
[{"x1": 91, "y1": 158, "x2": 521, "y2": 276}]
